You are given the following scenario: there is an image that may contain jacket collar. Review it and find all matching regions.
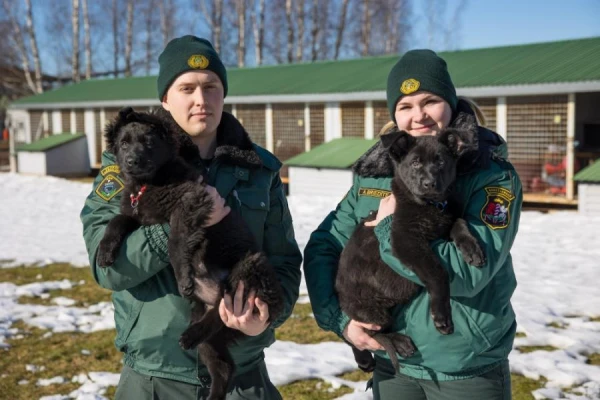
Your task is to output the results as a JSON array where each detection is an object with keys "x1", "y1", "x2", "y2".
[
  {"x1": 352, "y1": 112, "x2": 500, "y2": 178},
  {"x1": 157, "y1": 108, "x2": 263, "y2": 169}
]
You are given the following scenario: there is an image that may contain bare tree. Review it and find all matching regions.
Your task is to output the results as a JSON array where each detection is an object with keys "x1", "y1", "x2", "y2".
[
  {"x1": 112, "y1": 0, "x2": 120, "y2": 76},
  {"x1": 360, "y1": 0, "x2": 370, "y2": 56},
  {"x1": 295, "y1": 0, "x2": 305, "y2": 61},
  {"x1": 2, "y1": 0, "x2": 36, "y2": 93},
  {"x1": 158, "y1": 0, "x2": 175, "y2": 48},
  {"x1": 235, "y1": 0, "x2": 247, "y2": 67},
  {"x1": 443, "y1": 0, "x2": 468, "y2": 50},
  {"x1": 285, "y1": 0, "x2": 294, "y2": 63},
  {"x1": 82, "y1": 0, "x2": 92, "y2": 79},
  {"x1": 71, "y1": 0, "x2": 80, "y2": 82},
  {"x1": 143, "y1": 0, "x2": 157, "y2": 74},
  {"x1": 309, "y1": 0, "x2": 320, "y2": 61},
  {"x1": 333, "y1": 0, "x2": 350, "y2": 60},
  {"x1": 251, "y1": 0, "x2": 265, "y2": 65},
  {"x1": 24, "y1": 0, "x2": 43, "y2": 92},
  {"x1": 199, "y1": 0, "x2": 223, "y2": 54},
  {"x1": 124, "y1": 0, "x2": 134, "y2": 76}
]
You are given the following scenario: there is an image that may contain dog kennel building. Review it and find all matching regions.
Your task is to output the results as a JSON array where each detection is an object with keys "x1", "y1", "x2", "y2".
[{"x1": 7, "y1": 37, "x2": 600, "y2": 206}]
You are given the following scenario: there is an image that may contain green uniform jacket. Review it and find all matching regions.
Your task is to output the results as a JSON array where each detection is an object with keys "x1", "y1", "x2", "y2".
[
  {"x1": 80, "y1": 112, "x2": 302, "y2": 384},
  {"x1": 304, "y1": 124, "x2": 522, "y2": 381}
]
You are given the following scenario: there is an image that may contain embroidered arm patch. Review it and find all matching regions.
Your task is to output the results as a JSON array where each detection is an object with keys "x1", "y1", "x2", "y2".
[
  {"x1": 95, "y1": 173, "x2": 124, "y2": 202},
  {"x1": 480, "y1": 187, "x2": 515, "y2": 230}
]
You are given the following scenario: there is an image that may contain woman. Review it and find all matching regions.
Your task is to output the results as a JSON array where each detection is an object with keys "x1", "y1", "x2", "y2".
[{"x1": 304, "y1": 49, "x2": 522, "y2": 400}]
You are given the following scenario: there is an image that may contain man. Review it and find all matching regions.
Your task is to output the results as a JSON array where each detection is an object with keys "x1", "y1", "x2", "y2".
[{"x1": 80, "y1": 35, "x2": 302, "y2": 399}]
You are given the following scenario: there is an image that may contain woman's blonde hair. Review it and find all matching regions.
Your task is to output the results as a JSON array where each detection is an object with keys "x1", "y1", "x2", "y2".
[{"x1": 377, "y1": 96, "x2": 487, "y2": 136}]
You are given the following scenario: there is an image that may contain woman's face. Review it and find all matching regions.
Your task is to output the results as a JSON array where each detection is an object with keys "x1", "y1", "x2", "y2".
[{"x1": 394, "y1": 92, "x2": 452, "y2": 137}]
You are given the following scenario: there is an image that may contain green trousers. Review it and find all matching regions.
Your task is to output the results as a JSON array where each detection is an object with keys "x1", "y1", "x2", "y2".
[
  {"x1": 372, "y1": 360, "x2": 512, "y2": 400},
  {"x1": 114, "y1": 362, "x2": 282, "y2": 400}
]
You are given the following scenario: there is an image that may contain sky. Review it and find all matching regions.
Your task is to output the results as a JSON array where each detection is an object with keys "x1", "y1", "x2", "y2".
[
  {"x1": 1, "y1": 172, "x2": 600, "y2": 399},
  {"x1": 410, "y1": 0, "x2": 600, "y2": 51}
]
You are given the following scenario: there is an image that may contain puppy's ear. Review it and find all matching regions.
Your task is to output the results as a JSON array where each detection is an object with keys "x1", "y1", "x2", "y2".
[
  {"x1": 104, "y1": 112, "x2": 129, "y2": 154},
  {"x1": 118, "y1": 107, "x2": 135, "y2": 121},
  {"x1": 381, "y1": 130, "x2": 416, "y2": 162},
  {"x1": 439, "y1": 124, "x2": 479, "y2": 158}
]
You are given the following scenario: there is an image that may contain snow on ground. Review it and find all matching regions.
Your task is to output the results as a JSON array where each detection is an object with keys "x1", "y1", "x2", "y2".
[{"x1": 1, "y1": 173, "x2": 600, "y2": 400}]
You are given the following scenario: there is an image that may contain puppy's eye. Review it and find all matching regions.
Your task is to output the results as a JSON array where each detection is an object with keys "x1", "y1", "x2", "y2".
[
  {"x1": 120, "y1": 141, "x2": 128, "y2": 149},
  {"x1": 411, "y1": 160, "x2": 421, "y2": 168},
  {"x1": 438, "y1": 159, "x2": 445, "y2": 167}
]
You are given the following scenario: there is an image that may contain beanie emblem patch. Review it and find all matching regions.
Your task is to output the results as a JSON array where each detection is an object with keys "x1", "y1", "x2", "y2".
[
  {"x1": 400, "y1": 78, "x2": 420, "y2": 95},
  {"x1": 187, "y1": 55, "x2": 209, "y2": 69}
]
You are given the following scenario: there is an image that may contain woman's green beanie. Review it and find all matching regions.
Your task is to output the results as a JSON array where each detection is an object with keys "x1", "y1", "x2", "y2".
[
  {"x1": 157, "y1": 35, "x2": 228, "y2": 100},
  {"x1": 386, "y1": 49, "x2": 457, "y2": 123}
]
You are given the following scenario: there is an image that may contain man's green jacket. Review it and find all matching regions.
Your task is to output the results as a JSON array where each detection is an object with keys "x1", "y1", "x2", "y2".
[{"x1": 80, "y1": 112, "x2": 302, "y2": 384}]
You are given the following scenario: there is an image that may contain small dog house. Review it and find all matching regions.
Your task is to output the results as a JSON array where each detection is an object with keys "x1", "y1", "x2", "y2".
[
  {"x1": 17, "y1": 133, "x2": 90, "y2": 176},
  {"x1": 574, "y1": 159, "x2": 600, "y2": 215},
  {"x1": 285, "y1": 138, "x2": 378, "y2": 199}
]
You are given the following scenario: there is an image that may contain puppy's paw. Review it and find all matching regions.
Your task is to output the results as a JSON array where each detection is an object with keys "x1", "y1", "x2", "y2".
[
  {"x1": 458, "y1": 240, "x2": 486, "y2": 268},
  {"x1": 179, "y1": 330, "x2": 198, "y2": 350},
  {"x1": 97, "y1": 242, "x2": 116, "y2": 267},
  {"x1": 430, "y1": 302, "x2": 454, "y2": 335},
  {"x1": 391, "y1": 334, "x2": 417, "y2": 358},
  {"x1": 178, "y1": 282, "x2": 195, "y2": 299}
]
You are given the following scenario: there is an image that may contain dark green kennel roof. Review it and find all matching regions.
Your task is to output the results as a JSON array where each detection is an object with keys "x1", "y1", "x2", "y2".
[
  {"x1": 17, "y1": 133, "x2": 86, "y2": 152},
  {"x1": 285, "y1": 138, "x2": 378, "y2": 169},
  {"x1": 12, "y1": 36, "x2": 600, "y2": 107}
]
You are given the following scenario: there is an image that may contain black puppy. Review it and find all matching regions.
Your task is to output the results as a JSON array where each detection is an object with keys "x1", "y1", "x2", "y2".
[
  {"x1": 336, "y1": 114, "x2": 486, "y2": 373},
  {"x1": 97, "y1": 107, "x2": 284, "y2": 400}
]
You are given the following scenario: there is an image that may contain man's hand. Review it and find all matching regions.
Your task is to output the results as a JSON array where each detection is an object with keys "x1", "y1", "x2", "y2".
[
  {"x1": 343, "y1": 320, "x2": 384, "y2": 351},
  {"x1": 219, "y1": 281, "x2": 270, "y2": 337},
  {"x1": 364, "y1": 194, "x2": 396, "y2": 227},
  {"x1": 204, "y1": 185, "x2": 231, "y2": 227}
]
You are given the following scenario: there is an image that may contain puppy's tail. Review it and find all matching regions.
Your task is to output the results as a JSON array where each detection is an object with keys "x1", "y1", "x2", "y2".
[{"x1": 372, "y1": 333, "x2": 401, "y2": 373}]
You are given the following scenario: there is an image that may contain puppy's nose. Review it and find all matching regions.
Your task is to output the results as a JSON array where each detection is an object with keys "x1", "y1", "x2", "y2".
[
  {"x1": 421, "y1": 179, "x2": 433, "y2": 189},
  {"x1": 126, "y1": 157, "x2": 138, "y2": 167}
]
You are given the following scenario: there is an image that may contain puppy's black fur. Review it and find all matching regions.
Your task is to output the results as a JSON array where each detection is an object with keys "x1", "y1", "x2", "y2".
[
  {"x1": 97, "y1": 107, "x2": 284, "y2": 400},
  {"x1": 336, "y1": 114, "x2": 486, "y2": 373}
]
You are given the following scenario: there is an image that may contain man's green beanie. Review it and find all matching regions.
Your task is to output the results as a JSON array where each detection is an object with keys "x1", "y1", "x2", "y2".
[
  {"x1": 157, "y1": 35, "x2": 228, "y2": 100},
  {"x1": 386, "y1": 49, "x2": 457, "y2": 123}
]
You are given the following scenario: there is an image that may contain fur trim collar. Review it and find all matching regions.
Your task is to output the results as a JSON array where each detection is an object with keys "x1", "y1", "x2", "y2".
[
  {"x1": 156, "y1": 108, "x2": 263, "y2": 169},
  {"x1": 352, "y1": 112, "x2": 491, "y2": 178}
]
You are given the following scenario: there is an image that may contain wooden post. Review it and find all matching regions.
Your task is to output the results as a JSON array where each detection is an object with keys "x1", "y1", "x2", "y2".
[{"x1": 566, "y1": 93, "x2": 576, "y2": 201}]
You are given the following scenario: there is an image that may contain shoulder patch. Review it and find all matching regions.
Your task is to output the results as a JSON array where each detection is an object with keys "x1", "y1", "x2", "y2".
[
  {"x1": 358, "y1": 188, "x2": 391, "y2": 199},
  {"x1": 95, "y1": 174, "x2": 124, "y2": 202},
  {"x1": 480, "y1": 187, "x2": 515, "y2": 230},
  {"x1": 100, "y1": 165, "x2": 120, "y2": 176}
]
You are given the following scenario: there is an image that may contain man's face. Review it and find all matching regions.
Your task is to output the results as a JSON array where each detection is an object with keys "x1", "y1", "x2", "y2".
[{"x1": 161, "y1": 70, "x2": 224, "y2": 138}]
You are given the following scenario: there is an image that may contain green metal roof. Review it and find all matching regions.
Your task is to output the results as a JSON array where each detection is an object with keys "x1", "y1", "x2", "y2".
[
  {"x1": 285, "y1": 138, "x2": 378, "y2": 169},
  {"x1": 11, "y1": 36, "x2": 600, "y2": 106},
  {"x1": 17, "y1": 133, "x2": 86, "y2": 152},
  {"x1": 574, "y1": 159, "x2": 600, "y2": 183}
]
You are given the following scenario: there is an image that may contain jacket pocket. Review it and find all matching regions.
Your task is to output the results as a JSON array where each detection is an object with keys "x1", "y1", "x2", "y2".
[
  {"x1": 234, "y1": 188, "x2": 270, "y2": 244},
  {"x1": 113, "y1": 287, "x2": 145, "y2": 351},
  {"x1": 452, "y1": 301, "x2": 492, "y2": 355}
]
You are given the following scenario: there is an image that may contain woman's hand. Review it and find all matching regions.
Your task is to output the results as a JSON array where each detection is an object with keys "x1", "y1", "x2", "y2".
[
  {"x1": 343, "y1": 320, "x2": 384, "y2": 351},
  {"x1": 364, "y1": 194, "x2": 396, "y2": 227},
  {"x1": 204, "y1": 185, "x2": 231, "y2": 227},
  {"x1": 219, "y1": 281, "x2": 270, "y2": 337}
]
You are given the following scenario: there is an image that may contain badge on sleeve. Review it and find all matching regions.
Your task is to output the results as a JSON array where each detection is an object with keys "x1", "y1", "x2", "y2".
[
  {"x1": 480, "y1": 187, "x2": 515, "y2": 230},
  {"x1": 95, "y1": 173, "x2": 124, "y2": 202}
]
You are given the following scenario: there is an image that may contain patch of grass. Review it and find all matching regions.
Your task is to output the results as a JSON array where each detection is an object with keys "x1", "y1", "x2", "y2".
[
  {"x1": 337, "y1": 369, "x2": 371, "y2": 382},
  {"x1": 0, "y1": 322, "x2": 121, "y2": 400},
  {"x1": 277, "y1": 379, "x2": 353, "y2": 400},
  {"x1": 511, "y1": 374, "x2": 547, "y2": 400},
  {"x1": 515, "y1": 332, "x2": 527, "y2": 338},
  {"x1": 67, "y1": 176, "x2": 95, "y2": 184},
  {"x1": 546, "y1": 321, "x2": 567, "y2": 329},
  {"x1": 1, "y1": 263, "x2": 111, "y2": 307},
  {"x1": 586, "y1": 353, "x2": 600, "y2": 366},
  {"x1": 516, "y1": 346, "x2": 559, "y2": 353},
  {"x1": 276, "y1": 303, "x2": 342, "y2": 344}
]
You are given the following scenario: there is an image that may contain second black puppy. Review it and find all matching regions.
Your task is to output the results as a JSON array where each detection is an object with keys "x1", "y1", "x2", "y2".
[
  {"x1": 97, "y1": 107, "x2": 284, "y2": 400},
  {"x1": 336, "y1": 113, "x2": 486, "y2": 373}
]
